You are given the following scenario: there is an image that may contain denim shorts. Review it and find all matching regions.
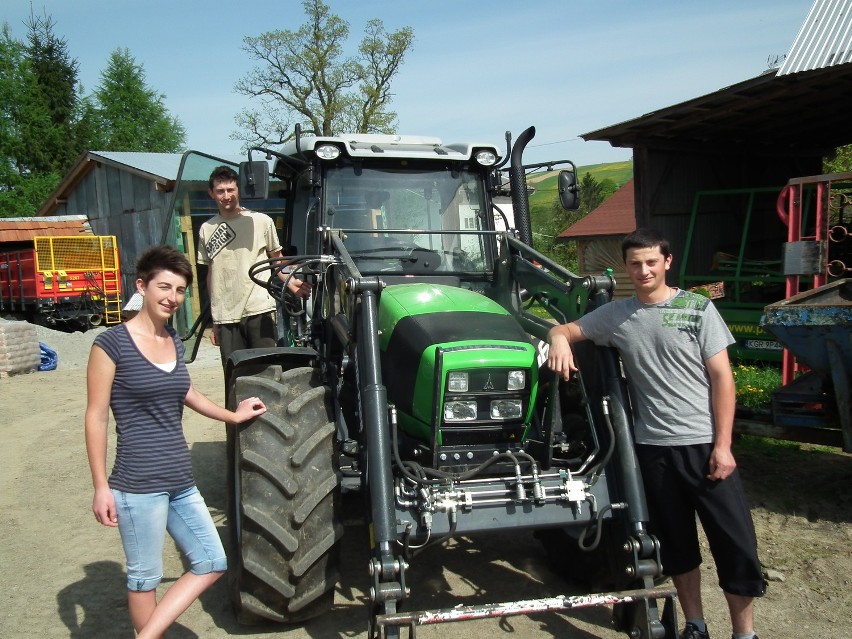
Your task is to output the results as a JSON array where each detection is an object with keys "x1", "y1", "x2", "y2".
[{"x1": 112, "y1": 485, "x2": 227, "y2": 592}]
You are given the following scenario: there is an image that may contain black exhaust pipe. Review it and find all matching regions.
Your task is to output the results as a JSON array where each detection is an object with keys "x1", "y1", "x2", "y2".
[{"x1": 509, "y1": 126, "x2": 536, "y2": 246}]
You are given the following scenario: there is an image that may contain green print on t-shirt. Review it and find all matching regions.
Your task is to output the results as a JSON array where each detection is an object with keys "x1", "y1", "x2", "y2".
[
  {"x1": 669, "y1": 294, "x2": 709, "y2": 311},
  {"x1": 661, "y1": 310, "x2": 700, "y2": 330}
]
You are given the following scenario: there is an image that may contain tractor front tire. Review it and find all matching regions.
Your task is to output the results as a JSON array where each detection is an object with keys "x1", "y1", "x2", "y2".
[{"x1": 226, "y1": 365, "x2": 342, "y2": 624}]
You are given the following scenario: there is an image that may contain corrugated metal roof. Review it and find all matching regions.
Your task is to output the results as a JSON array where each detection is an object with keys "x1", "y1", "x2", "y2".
[
  {"x1": 558, "y1": 180, "x2": 636, "y2": 240},
  {"x1": 582, "y1": 64, "x2": 852, "y2": 154},
  {"x1": 90, "y1": 151, "x2": 247, "y2": 181},
  {"x1": 778, "y1": 0, "x2": 852, "y2": 75},
  {"x1": 123, "y1": 292, "x2": 144, "y2": 312},
  {"x1": 584, "y1": 1, "x2": 852, "y2": 154},
  {"x1": 37, "y1": 150, "x2": 249, "y2": 217},
  {"x1": 0, "y1": 215, "x2": 91, "y2": 243},
  {"x1": 91, "y1": 151, "x2": 184, "y2": 180}
]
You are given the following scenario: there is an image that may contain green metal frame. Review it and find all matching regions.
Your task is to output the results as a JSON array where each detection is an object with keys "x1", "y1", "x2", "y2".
[{"x1": 679, "y1": 185, "x2": 817, "y2": 362}]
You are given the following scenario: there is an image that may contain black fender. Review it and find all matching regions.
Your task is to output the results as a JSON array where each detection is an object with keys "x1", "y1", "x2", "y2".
[{"x1": 225, "y1": 346, "x2": 318, "y2": 389}]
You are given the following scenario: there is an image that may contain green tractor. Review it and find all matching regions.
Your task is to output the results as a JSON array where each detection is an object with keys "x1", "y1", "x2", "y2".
[{"x1": 188, "y1": 126, "x2": 677, "y2": 637}]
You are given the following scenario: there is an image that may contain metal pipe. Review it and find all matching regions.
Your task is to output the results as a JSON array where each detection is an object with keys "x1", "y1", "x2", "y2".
[
  {"x1": 357, "y1": 290, "x2": 397, "y2": 546},
  {"x1": 509, "y1": 126, "x2": 536, "y2": 246},
  {"x1": 375, "y1": 585, "x2": 677, "y2": 629},
  {"x1": 600, "y1": 347, "x2": 650, "y2": 530}
]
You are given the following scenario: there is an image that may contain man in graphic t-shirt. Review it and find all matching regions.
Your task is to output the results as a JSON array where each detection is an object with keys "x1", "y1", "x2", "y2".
[
  {"x1": 546, "y1": 228, "x2": 765, "y2": 639},
  {"x1": 197, "y1": 165, "x2": 310, "y2": 367}
]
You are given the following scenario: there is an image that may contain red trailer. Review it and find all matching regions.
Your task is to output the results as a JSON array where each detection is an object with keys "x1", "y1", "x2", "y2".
[{"x1": 0, "y1": 235, "x2": 122, "y2": 330}]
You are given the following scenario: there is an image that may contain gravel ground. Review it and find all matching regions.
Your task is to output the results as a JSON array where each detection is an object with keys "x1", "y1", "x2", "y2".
[
  {"x1": 4, "y1": 321, "x2": 850, "y2": 639},
  {"x1": 34, "y1": 324, "x2": 108, "y2": 370},
  {"x1": 33, "y1": 323, "x2": 221, "y2": 371}
]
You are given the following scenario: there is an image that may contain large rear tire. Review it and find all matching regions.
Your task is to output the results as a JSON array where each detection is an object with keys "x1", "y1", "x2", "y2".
[{"x1": 226, "y1": 365, "x2": 342, "y2": 624}]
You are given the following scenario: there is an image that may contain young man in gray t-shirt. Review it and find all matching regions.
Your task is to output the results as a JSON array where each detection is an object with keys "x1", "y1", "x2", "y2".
[{"x1": 547, "y1": 228, "x2": 765, "y2": 639}]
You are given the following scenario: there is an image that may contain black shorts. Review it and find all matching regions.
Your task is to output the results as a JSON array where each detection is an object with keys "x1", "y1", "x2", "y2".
[{"x1": 635, "y1": 443, "x2": 766, "y2": 597}]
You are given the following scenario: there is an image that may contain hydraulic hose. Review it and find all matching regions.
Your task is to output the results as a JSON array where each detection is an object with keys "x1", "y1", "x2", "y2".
[{"x1": 578, "y1": 503, "x2": 613, "y2": 551}]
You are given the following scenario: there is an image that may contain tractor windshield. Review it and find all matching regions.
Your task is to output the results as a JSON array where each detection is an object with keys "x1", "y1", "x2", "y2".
[{"x1": 323, "y1": 165, "x2": 494, "y2": 275}]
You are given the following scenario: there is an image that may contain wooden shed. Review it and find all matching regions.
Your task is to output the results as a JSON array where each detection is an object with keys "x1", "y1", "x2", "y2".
[
  {"x1": 557, "y1": 179, "x2": 636, "y2": 299},
  {"x1": 37, "y1": 150, "x2": 266, "y2": 334},
  {"x1": 581, "y1": 0, "x2": 852, "y2": 276},
  {"x1": 37, "y1": 151, "x2": 183, "y2": 301}
]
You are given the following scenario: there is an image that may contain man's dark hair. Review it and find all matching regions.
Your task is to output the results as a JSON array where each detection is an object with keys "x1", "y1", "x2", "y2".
[
  {"x1": 136, "y1": 245, "x2": 194, "y2": 287},
  {"x1": 621, "y1": 228, "x2": 671, "y2": 262},
  {"x1": 208, "y1": 165, "x2": 239, "y2": 190}
]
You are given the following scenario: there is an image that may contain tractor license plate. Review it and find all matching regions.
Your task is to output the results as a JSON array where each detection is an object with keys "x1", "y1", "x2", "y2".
[{"x1": 744, "y1": 339, "x2": 782, "y2": 351}]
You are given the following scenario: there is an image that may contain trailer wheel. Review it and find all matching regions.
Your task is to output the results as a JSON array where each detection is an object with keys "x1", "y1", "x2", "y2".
[{"x1": 226, "y1": 365, "x2": 342, "y2": 624}]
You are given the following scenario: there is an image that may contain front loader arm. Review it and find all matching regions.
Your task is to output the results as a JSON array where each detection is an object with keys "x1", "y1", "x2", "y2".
[
  {"x1": 319, "y1": 231, "x2": 409, "y2": 636},
  {"x1": 493, "y1": 234, "x2": 616, "y2": 340}
]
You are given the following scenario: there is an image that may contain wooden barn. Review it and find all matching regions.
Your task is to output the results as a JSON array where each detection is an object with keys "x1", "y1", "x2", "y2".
[
  {"x1": 566, "y1": 0, "x2": 852, "y2": 448},
  {"x1": 36, "y1": 151, "x2": 278, "y2": 334},
  {"x1": 570, "y1": 0, "x2": 852, "y2": 366},
  {"x1": 557, "y1": 179, "x2": 636, "y2": 299},
  {"x1": 37, "y1": 151, "x2": 184, "y2": 301},
  {"x1": 581, "y1": 0, "x2": 852, "y2": 279}
]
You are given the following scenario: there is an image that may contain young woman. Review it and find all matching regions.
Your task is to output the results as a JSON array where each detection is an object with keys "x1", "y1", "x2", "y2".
[{"x1": 85, "y1": 245, "x2": 266, "y2": 638}]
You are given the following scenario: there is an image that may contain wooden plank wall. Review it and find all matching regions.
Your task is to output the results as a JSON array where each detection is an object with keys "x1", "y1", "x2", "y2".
[{"x1": 64, "y1": 163, "x2": 172, "y2": 303}]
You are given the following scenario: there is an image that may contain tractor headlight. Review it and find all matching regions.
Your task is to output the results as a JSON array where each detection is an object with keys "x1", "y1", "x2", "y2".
[
  {"x1": 447, "y1": 371, "x2": 469, "y2": 393},
  {"x1": 444, "y1": 401, "x2": 478, "y2": 422},
  {"x1": 490, "y1": 399, "x2": 523, "y2": 419},
  {"x1": 506, "y1": 370, "x2": 525, "y2": 391},
  {"x1": 316, "y1": 144, "x2": 341, "y2": 160},
  {"x1": 475, "y1": 149, "x2": 498, "y2": 166}
]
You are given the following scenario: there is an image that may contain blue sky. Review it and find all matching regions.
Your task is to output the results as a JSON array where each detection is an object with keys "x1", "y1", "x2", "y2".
[{"x1": 4, "y1": 0, "x2": 811, "y2": 166}]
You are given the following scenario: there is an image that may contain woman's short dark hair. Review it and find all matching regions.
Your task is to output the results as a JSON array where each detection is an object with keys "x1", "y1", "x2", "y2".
[
  {"x1": 136, "y1": 245, "x2": 194, "y2": 286},
  {"x1": 621, "y1": 228, "x2": 671, "y2": 262}
]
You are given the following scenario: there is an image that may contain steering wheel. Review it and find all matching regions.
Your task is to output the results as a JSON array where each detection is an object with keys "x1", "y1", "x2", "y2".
[{"x1": 248, "y1": 259, "x2": 307, "y2": 316}]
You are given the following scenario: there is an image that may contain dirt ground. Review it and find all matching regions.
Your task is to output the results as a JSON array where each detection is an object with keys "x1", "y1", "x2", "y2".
[{"x1": 1, "y1": 337, "x2": 850, "y2": 638}]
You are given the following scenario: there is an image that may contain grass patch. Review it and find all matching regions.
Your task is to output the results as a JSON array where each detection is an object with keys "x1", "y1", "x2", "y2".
[
  {"x1": 735, "y1": 433, "x2": 843, "y2": 460},
  {"x1": 576, "y1": 160, "x2": 634, "y2": 186},
  {"x1": 732, "y1": 363, "x2": 781, "y2": 409},
  {"x1": 735, "y1": 433, "x2": 804, "y2": 457}
]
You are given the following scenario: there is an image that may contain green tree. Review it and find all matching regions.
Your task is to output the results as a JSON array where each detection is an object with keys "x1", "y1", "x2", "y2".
[
  {"x1": 824, "y1": 143, "x2": 852, "y2": 174},
  {"x1": 1, "y1": 23, "x2": 29, "y2": 178},
  {"x1": 91, "y1": 48, "x2": 185, "y2": 152},
  {"x1": 532, "y1": 172, "x2": 618, "y2": 272},
  {"x1": 0, "y1": 21, "x2": 63, "y2": 217},
  {"x1": 534, "y1": 205, "x2": 580, "y2": 271},
  {"x1": 0, "y1": 170, "x2": 60, "y2": 218},
  {"x1": 575, "y1": 172, "x2": 617, "y2": 216},
  {"x1": 21, "y1": 10, "x2": 86, "y2": 174},
  {"x1": 0, "y1": 13, "x2": 93, "y2": 217},
  {"x1": 233, "y1": 0, "x2": 414, "y2": 147},
  {"x1": 1, "y1": 16, "x2": 184, "y2": 217}
]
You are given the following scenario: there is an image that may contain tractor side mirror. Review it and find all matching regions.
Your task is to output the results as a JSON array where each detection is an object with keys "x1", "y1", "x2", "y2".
[
  {"x1": 558, "y1": 170, "x2": 580, "y2": 211},
  {"x1": 239, "y1": 161, "x2": 269, "y2": 200}
]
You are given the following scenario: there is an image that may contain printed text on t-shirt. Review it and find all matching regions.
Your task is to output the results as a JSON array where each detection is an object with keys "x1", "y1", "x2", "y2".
[{"x1": 205, "y1": 223, "x2": 236, "y2": 259}]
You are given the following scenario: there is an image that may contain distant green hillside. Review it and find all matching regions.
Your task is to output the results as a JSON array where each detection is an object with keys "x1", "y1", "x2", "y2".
[
  {"x1": 526, "y1": 160, "x2": 633, "y2": 270},
  {"x1": 527, "y1": 160, "x2": 633, "y2": 200},
  {"x1": 576, "y1": 160, "x2": 633, "y2": 186}
]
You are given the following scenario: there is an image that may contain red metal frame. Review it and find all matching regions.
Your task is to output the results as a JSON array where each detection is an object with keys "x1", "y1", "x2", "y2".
[{"x1": 775, "y1": 171, "x2": 852, "y2": 384}]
